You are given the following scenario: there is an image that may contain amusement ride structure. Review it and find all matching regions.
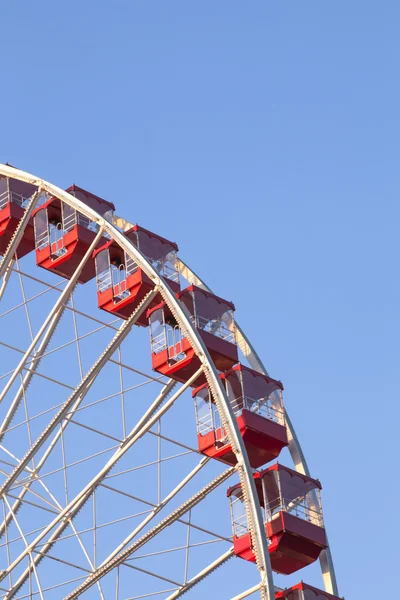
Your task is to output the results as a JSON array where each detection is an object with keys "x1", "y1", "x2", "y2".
[{"x1": 0, "y1": 164, "x2": 341, "y2": 599}]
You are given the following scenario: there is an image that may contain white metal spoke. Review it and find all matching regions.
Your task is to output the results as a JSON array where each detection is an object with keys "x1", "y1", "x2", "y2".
[
  {"x1": 165, "y1": 548, "x2": 234, "y2": 599},
  {"x1": 231, "y1": 584, "x2": 262, "y2": 600},
  {"x1": 3, "y1": 497, "x2": 44, "y2": 600},
  {"x1": 15, "y1": 258, "x2": 35, "y2": 346},
  {"x1": 183, "y1": 508, "x2": 191, "y2": 584},
  {"x1": 0, "y1": 259, "x2": 15, "y2": 303}
]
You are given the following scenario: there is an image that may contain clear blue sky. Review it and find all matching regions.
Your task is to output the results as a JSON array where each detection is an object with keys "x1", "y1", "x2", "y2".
[{"x1": 1, "y1": 2, "x2": 399, "y2": 598}]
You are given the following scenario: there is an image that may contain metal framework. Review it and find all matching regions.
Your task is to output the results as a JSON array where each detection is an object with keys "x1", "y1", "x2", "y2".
[{"x1": 0, "y1": 164, "x2": 338, "y2": 600}]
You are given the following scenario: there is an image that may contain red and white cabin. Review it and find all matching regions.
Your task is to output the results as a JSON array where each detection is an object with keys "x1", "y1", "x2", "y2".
[
  {"x1": 227, "y1": 463, "x2": 327, "y2": 574},
  {"x1": 0, "y1": 174, "x2": 38, "y2": 258},
  {"x1": 193, "y1": 364, "x2": 287, "y2": 467},
  {"x1": 32, "y1": 185, "x2": 114, "y2": 284},
  {"x1": 147, "y1": 285, "x2": 238, "y2": 386},
  {"x1": 275, "y1": 583, "x2": 342, "y2": 600},
  {"x1": 93, "y1": 225, "x2": 180, "y2": 325}
]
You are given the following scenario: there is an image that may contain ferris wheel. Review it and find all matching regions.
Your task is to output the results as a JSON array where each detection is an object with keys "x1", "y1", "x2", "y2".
[{"x1": 0, "y1": 163, "x2": 341, "y2": 600}]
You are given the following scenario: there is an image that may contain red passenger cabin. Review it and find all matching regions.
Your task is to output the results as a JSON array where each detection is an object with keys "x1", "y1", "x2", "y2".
[
  {"x1": 193, "y1": 364, "x2": 287, "y2": 467},
  {"x1": 227, "y1": 463, "x2": 327, "y2": 574},
  {"x1": 148, "y1": 285, "x2": 238, "y2": 386},
  {"x1": 275, "y1": 582, "x2": 342, "y2": 600},
  {"x1": 0, "y1": 174, "x2": 38, "y2": 258},
  {"x1": 32, "y1": 186, "x2": 115, "y2": 284},
  {"x1": 93, "y1": 225, "x2": 180, "y2": 326}
]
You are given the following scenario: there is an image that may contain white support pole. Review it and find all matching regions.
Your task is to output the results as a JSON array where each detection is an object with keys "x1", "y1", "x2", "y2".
[
  {"x1": 231, "y1": 584, "x2": 262, "y2": 600},
  {"x1": 2, "y1": 497, "x2": 45, "y2": 600},
  {"x1": 164, "y1": 548, "x2": 234, "y2": 600},
  {"x1": 0, "y1": 259, "x2": 15, "y2": 302}
]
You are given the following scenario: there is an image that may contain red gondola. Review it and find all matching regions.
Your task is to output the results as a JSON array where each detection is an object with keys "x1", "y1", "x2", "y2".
[
  {"x1": 275, "y1": 582, "x2": 342, "y2": 600},
  {"x1": 193, "y1": 364, "x2": 287, "y2": 467},
  {"x1": 147, "y1": 285, "x2": 238, "y2": 386},
  {"x1": 227, "y1": 463, "x2": 327, "y2": 574},
  {"x1": 32, "y1": 185, "x2": 114, "y2": 284},
  {"x1": 0, "y1": 174, "x2": 38, "y2": 258},
  {"x1": 93, "y1": 225, "x2": 180, "y2": 325}
]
